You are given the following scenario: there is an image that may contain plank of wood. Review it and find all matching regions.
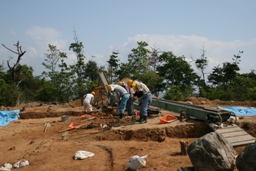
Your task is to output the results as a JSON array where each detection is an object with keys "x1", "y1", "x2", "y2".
[
  {"x1": 215, "y1": 124, "x2": 256, "y2": 147},
  {"x1": 225, "y1": 135, "x2": 255, "y2": 143},
  {"x1": 231, "y1": 140, "x2": 256, "y2": 146},
  {"x1": 216, "y1": 127, "x2": 242, "y2": 133},
  {"x1": 220, "y1": 131, "x2": 249, "y2": 138}
]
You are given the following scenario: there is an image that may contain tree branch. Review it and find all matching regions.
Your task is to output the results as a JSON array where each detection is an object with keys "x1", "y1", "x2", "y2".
[{"x1": 2, "y1": 44, "x2": 19, "y2": 55}]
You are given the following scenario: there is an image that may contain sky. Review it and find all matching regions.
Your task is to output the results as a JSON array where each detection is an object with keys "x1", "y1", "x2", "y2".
[{"x1": 1, "y1": 0, "x2": 256, "y2": 77}]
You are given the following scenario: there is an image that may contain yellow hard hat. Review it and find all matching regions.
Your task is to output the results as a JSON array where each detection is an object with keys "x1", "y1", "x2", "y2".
[
  {"x1": 107, "y1": 85, "x2": 112, "y2": 92},
  {"x1": 117, "y1": 81, "x2": 122, "y2": 85},
  {"x1": 91, "y1": 91, "x2": 95, "y2": 95},
  {"x1": 132, "y1": 81, "x2": 137, "y2": 92},
  {"x1": 127, "y1": 79, "x2": 133, "y2": 87}
]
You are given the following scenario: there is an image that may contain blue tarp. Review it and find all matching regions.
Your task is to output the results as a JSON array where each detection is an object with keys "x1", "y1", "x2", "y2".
[
  {"x1": 220, "y1": 106, "x2": 256, "y2": 116},
  {"x1": 0, "y1": 110, "x2": 20, "y2": 126}
]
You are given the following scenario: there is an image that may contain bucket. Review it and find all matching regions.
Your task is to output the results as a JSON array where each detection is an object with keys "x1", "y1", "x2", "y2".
[
  {"x1": 159, "y1": 115, "x2": 178, "y2": 124},
  {"x1": 61, "y1": 115, "x2": 69, "y2": 122}
]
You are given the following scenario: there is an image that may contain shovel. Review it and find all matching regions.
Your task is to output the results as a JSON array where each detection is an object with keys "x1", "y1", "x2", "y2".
[{"x1": 58, "y1": 121, "x2": 92, "y2": 133}]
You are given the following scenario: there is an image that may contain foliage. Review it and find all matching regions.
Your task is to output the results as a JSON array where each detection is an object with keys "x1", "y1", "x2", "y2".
[
  {"x1": 157, "y1": 51, "x2": 198, "y2": 92},
  {"x1": 135, "y1": 70, "x2": 164, "y2": 95},
  {"x1": 127, "y1": 41, "x2": 150, "y2": 77},
  {"x1": 69, "y1": 32, "x2": 87, "y2": 98},
  {"x1": 195, "y1": 45, "x2": 208, "y2": 95},
  {"x1": 0, "y1": 79, "x2": 20, "y2": 106},
  {"x1": 164, "y1": 85, "x2": 193, "y2": 101},
  {"x1": 42, "y1": 44, "x2": 61, "y2": 81},
  {"x1": 0, "y1": 40, "x2": 255, "y2": 106},
  {"x1": 107, "y1": 51, "x2": 119, "y2": 83},
  {"x1": 36, "y1": 80, "x2": 60, "y2": 102},
  {"x1": 83, "y1": 60, "x2": 99, "y2": 82},
  {"x1": 148, "y1": 46, "x2": 161, "y2": 70}
]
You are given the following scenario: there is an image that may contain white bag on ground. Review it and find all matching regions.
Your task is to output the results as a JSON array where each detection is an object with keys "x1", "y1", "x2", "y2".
[
  {"x1": 128, "y1": 155, "x2": 148, "y2": 170},
  {"x1": 0, "y1": 163, "x2": 12, "y2": 171},
  {"x1": 13, "y1": 160, "x2": 29, "y2": 168},
  {"x1": 74, "y1": 150, "x2": 94, "y2": 160}
]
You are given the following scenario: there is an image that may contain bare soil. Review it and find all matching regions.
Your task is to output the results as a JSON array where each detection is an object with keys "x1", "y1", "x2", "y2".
[{"x1": 1, "y1": 97, "x2": 256, "y2": 171}]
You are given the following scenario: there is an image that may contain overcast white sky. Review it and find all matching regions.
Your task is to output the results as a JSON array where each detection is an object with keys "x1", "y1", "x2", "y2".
[{"x1": 1, "y1": 0, "x2": 256, "y2": 77}]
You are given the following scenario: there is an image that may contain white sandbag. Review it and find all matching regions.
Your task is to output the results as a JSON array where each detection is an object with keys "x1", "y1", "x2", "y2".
[
  {"x1": 13, "y1": 160, "x2": 29, "y2": 168},
  {"x1": 0, "y1": 163, "x2": 12, "y2": 171},
  {"x1": 74, "y1": 150, "x2": 94, "y2": 160},
  {"x1": 128, "y1": 155, "x2": 148, "y2": 170}
]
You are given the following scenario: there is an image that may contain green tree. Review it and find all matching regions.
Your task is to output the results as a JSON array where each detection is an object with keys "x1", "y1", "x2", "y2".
[
  {"x1": 69, "y1": 32, "x2": 86, "y2": 98},
  {"x1": 115, "y1": 62, "x2": 133, "y2": 81},
  {"x1": 136, "y1": 70, "x2": 164, "y2": 95},
  {"x1": 36, "y1": 79, "x2": 59, "y2": 102},
  {"x1": 157, "y1": 51, "x2": 198, "y2": 100},
  {"x1": 127, "y1": 41, "x2": 150, "y2": 77},
  {"x1": 83, "y1": 60, "x2": 99, "y2": 92},
  {"x1": 208, "y1": 51, "x2": 242, "y2": 89},
  {"x1": 42, "y1": 44, "x2": 61, "y2": 82},
  {"x1": 107, "y1": 51, "x2": 119, "y2": 83},
  {"x1": 195, "y1": 45, "x2": 208, "y2": 94},
  {"x1": 83, "y1": 60, "x2": 99, "y2": 82}
]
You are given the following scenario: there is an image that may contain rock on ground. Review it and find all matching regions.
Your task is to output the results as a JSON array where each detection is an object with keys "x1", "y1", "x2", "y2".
[{"x1": 188, "y1": 132, "x2": 236, "y2": 171}]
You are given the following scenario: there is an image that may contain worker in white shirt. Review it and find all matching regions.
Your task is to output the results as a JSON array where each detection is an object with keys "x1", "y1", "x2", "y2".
[{"x1": 83, "y1": 91, "x2": 95, "y2": 113}]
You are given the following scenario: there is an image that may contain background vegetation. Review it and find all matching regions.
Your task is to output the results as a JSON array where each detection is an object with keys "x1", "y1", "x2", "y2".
[{"x1": 1, "y1": 36, "x2": 256, "y2": 106}]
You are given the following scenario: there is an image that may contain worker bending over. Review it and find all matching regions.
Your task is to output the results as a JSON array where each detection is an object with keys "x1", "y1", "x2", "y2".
[
  {"x1": 107, "y1": 84, "x2": 130, "y2": 119},
  {"x1": 118, "y1": 81, "x2": 135, "y2": 116},
  {"x1": 127, "y1": 79, "x2": 152, "y2": 124},
  {"x1": 83, "y1": 91, "x2": 95, "y2": 113}
]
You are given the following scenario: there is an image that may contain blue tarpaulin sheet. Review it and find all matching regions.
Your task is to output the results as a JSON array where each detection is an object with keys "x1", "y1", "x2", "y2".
[
  {"x1": 0, "y1": 110, "x2": 20, "y2": 126},
  {"x1": 220, "y1": 106, "x2": 256, "y2": 116}
]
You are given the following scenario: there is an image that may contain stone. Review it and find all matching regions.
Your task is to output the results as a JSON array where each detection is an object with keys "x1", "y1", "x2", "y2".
[
  {"x1": 236, "y1": 142, "x2": 256, "y2": 171},
  {"x1": 187, "y1": 132, "x2": 236, "y2": 171}
]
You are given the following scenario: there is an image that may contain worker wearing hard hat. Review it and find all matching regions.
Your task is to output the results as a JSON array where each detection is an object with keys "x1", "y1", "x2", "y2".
[
  {"x1": 83, "y1": 91, "x2": 95, "y2": 113},
  {"x1": 107, "y1": 84, "x2": 130, "y2": 119},
  {"x1": 118, "y1": 81, "x2": 135, "y2": 116},
  {"x1": 127, "y1": 79, "x2": 152, "y2": 124}
]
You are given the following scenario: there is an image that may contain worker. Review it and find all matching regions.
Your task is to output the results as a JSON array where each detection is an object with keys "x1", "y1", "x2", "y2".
[
  {"x1": 118, "y1": 81, "x2": 135, "y2": 116},
  {"x1": 107, "y1": 84, "x2": 130, "y2": 119},
  {"x1": 83, "y1": 91, "x2": 95, "y2": 113},
  {"x1": 128, "y1": 79, "x2": 152, "y2": 124}
]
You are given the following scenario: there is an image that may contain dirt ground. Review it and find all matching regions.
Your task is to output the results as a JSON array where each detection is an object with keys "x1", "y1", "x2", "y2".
[{"x1": 1, "y1": 97, "x2": 256, "y2": 171}]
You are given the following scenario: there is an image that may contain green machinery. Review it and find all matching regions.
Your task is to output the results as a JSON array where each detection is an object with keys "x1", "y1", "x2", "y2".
[
  {"x1": 98, "y1": 71, "x2": 234, "y2": 125},
  {"x1": 134, "y1": 99, "x2": 234, "y2": 125}
]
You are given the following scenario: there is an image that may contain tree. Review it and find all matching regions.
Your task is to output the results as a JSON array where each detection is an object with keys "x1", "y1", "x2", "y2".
[
  {"x1": 69, "y1": 31, "x2": 87, "y2": 98},
  {"x1": 127, "y1": 41, "x2": 150, "y2": 77},
  {"x1": 195, "y1": 45, "x2": 208, "y2": 89},
  {"x1": 136, "y1": 70, "x2": 164, "y2": 96},
  {"x1": 42, "y1": 44, "x2": 61, "y2": 82},
  {"x1": 2, "y1": 41, "x2": 26, "y2": 83},
  {"x1": 208, "y1": 51, "x2": 242, "y2": 88},
  {"x1": 157, "y1": 51, "x2": 198, "y2": 100},
  {"x1": 107, "y1": 51, "x2": 119, "y2": 83},
  {"x1": 115, "y1": 62, "x2": 133, "y2": 81},
  {"x1": 148, "y1": 46, "x2": 161, "y2": 71},
  {"x1": 157, "y1": 52, "x2": 197, "y2": 88},
  {"x1": 83, "y1": 60, "x2": 99, "y2": 82}
]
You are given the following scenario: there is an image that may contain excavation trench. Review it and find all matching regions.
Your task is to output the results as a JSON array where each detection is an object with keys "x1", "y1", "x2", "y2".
[
  {"x1": 17, "y1": 104, "x2": 256, "y2": 142},
  {"x1": 94, "y1": 122, "x2": 213, "y2": 142}
]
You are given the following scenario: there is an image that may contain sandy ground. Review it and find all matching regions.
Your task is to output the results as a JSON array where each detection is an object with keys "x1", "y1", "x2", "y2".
[{"x1": 1, "y1": 98, "x2": 256, "y2": 171}]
